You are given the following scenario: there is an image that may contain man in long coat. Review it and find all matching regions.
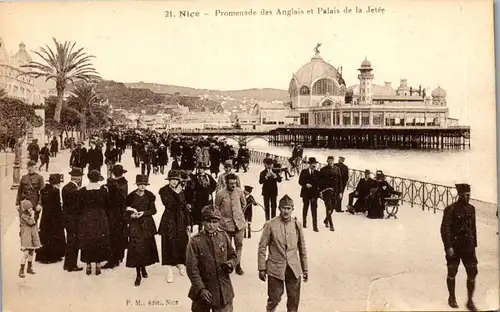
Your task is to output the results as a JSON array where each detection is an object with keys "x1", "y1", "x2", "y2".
[
  {"x1": 87, "y1": 141, "x2": 104, "y2": 173},
  {"x1": 102, "y1": 164, "x2": 128, "y2": 269},
  {"x1": 62, "y1": 168, "x2": 84, "y2": 272},
  {"x1": 69, "y1": 142, "x2": 87, "y2": 172},
  {"x1": 186, "y1": 205, "x2": 237, "y2": 312},
  {"x1": 319, "y1": 156, "x2": 342, "y2": 231}
]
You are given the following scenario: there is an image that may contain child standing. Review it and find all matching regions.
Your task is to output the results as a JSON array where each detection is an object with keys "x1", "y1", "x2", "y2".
[
  {"x1": 243, "y1": 185, "x2": 257, "y2": 239},
  {"x1": 18, "y1": 199, "x2": 42, "y2": 278}
]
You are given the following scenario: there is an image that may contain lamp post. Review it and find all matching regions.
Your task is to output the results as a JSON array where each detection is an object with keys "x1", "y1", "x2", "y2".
[{"x1": 11, "y1": 135, "x2": 25, "y2": 189}]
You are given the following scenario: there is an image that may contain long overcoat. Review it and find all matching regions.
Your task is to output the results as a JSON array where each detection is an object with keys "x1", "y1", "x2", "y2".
[
  {"x1": 186, "y1": 230, "x2": 237, "y2": 308},
  {"x1": 77, "y1": 185, "x2": 111, "y2": 262},
  {"x1": 36, "y1": 184, "x2": 66, "y2": 262},
  {"x1": 158, "y1": 185, "x2": 190, "y2": 265}
]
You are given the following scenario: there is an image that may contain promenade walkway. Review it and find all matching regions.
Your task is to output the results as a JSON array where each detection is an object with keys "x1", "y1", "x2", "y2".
[{"x1": 1, "y1": 149, "x2": 498, "y2": 312}]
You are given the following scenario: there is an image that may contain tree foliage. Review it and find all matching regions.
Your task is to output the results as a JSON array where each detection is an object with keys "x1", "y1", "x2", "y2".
[
  {"x1": 0, "y1": 97, "x2": 43, "y2": 138},
  {"x1": 44, "y1": 96, "x2": 80, "y2": 133},
  {"x1": 19, "y1": 38, "x2": 101, "y2": 123}
]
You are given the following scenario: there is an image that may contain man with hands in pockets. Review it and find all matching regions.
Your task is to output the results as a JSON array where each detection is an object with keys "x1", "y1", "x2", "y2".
[{"x1": 258, "y1": 194, "x2": 308, "y2": 312}]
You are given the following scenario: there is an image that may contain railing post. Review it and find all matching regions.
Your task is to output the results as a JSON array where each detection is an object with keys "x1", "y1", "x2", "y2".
[{"x1": 421, "y1": 183, "x2": 425, "y2": 211}]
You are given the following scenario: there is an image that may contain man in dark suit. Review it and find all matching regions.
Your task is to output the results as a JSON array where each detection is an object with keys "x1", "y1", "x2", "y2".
[
  {"x1": 298, "y1": 157, "x2": 320, "y2": 231},
  {"x1": 259, "y1": 158, "x2": 282, "y2": 221},
  {"x1": 62, "y1": 168, "x2": 84, "y2": 272},
  {"x1": 69, "y1": 142, "x2": 87, "y2": 173},
  {"x1": 347, "y1": 169, "x2": 377, "y2": 214},
  {"x1": 334, "y1": 156, "x2": 349, "y2": 212}
]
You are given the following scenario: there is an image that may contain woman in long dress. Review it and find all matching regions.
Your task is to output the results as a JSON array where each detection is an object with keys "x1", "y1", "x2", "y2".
[
  {"x1": 77, "y1": 170, "x2": 111, "y2": 276},
  {"x1": 125, "y1": 174, "x2": 159, "y2": 286},
  {"x1": 36, "y1": 174, "x2": 66, "y2": 264},
  {"x1": 158, "y1": 170, "x2": 190, "y2": 283}
]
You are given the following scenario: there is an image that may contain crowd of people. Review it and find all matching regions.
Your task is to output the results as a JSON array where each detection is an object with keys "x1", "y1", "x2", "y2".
[{"x1": 12, "y1": 128, "x2": 479, "y2": 311}]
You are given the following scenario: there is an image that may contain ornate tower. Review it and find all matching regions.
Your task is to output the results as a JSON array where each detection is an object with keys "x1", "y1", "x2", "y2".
[{"x1": 357, "y1": 57, "x2": 374, "y2": 105}]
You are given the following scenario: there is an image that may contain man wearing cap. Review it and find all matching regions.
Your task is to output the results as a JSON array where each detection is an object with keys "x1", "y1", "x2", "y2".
[
  {"x1": 16, "y1": 160, "x2": 45, "y2": 224},
  {"x1": 440, "y1": 184, "x2": 478, "y2": 311},
  {"x1": 334, "y1": 156, "x2": 349, "y2": 212},
  {"x1": 259, "y1": 158, "x2": 282, "y2": 221},
  {"x1": 298, "y1": 157, "x2": 321, "y2": 231},
  {"x1": 62, "y1": 168, "x2": 84, "y2": 272},
  {"x1": 347, "y1": 169, "x2": 376, "y2": 214},
  {"x1": 216, "y1": 160, "x2": 241, "y2": 193},
  {"x1": 214, "y1": 173, "x2": 246, "y2": 275},
  {"x1": 186, "y1": 205, "x2": 238, "y2": 312},
  {"x1": 258, "y1": 194, "x2": 308, "y2": 312}
]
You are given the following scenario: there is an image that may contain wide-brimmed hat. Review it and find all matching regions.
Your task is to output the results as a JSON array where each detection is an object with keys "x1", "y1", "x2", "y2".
[
  {"x1": 88, "y1": 170, "x2": 104, "y2": 182},
  {"x1": 68, "y1": 168, "x2": 84, "y2": 176},
  {"x1": 27, "y1": 160, "x2": 37, "y2": 167},
  {"x1": 47, "y1": 173, "x2": 63, "y2": 184},
  {"x1": 135, "y1": 174, "x2": 150, "y2": 185},
  {"x1": 364, "y1": 169, "x2": 371, "y2": 175},
  {"x1": 166, "y1": 170, "x2": 182, "y2": 181},
  {"x1": 201, "y1": 205, "x2": 221, "y2": 221},
  {"x1": 308, "y1": 157, "x2": 317, "y2": 164},
  {"x1": 111, "y1": 164, "x2": 127, "y2": 177}
]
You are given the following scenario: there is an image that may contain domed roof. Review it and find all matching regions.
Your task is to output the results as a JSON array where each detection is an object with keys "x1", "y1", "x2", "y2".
[
  {"x1": 431, "y1": 86, "x2": 446, "y2": 97},
  {"x1": 358, "y1": 57, "x2": 372, "y2": 71},
  {"x1": 292, "y1": 54, "x2": 339, "y2": 87},
  {"x1": 361, "y1": 58, "x2": 371, "y2": 67},
  {"x1": 14, "y1": 42, "x2": 32, "y2": 64}
]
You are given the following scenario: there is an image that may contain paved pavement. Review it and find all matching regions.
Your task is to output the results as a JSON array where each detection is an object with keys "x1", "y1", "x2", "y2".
[{"x1": 1, "y1": 149, "x2": 498, "y2": 312}]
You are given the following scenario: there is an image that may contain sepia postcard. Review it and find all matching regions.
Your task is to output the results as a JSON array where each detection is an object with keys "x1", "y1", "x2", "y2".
[{"x1": 0, "y1": 0, "x2": 497, "y2": 311}]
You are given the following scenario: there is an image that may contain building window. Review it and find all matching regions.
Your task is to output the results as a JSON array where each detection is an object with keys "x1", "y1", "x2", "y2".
[
  {"x1": 343, "y1": 112, "x2": 351, "y2": 125},
  {"x1": 353, "y1": 112, "x2": 360, "y2": 125},
  {"x1": 299, "y1": 86, "x2": 310, "y2": 95},
  {"x1": 335, "y1": 112, "x2": 340, "y2": 125},
  {"x1": 361, "y1": 112, "x2": 370, "y2": 125},
  {"x1": 312, "y1": 78, "x2": 337, "y2": 95},
  {"x1": 373, "y1": 112, "x2": 383, "y2": 125},
  {"x1": 300, "y1": 113, "x2": 309, "y2": 125}
]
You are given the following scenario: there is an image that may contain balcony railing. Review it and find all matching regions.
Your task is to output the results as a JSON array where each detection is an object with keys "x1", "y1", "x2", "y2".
[{"x1": 248, "y1": 150, "x2": 459, "y2": 213}]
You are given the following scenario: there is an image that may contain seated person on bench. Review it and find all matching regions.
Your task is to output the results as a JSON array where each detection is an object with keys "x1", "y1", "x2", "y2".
[
  {"x1": 367, "y1": 171, "x2": 402, "y2": 219},
  {"x1": 347, "y1": 169, "x2": 377, "y2": 214}
]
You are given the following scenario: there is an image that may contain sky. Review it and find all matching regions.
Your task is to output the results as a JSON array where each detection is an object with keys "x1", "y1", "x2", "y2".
[
  {"x1": 0, "y1": 0, "x2": 495, "y2": 123},
  {"x1": 0, "y1": 0, "x2": 497, "y2": 200}
]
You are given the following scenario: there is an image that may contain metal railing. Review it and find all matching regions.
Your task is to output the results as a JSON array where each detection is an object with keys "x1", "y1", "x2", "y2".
[{"x1": 248, "y1": 150, "x2": 458, "y2": 213}]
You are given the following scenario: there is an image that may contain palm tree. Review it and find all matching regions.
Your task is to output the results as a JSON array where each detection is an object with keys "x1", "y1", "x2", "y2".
[
  {"x1": 0, "y1": 88, "x2": 7, "y2": 98},
  {"x1": 19, "y1": 38, "x2": 101, "y2": 124},
  {"x1": 67, "y1": 83, "x2": 101, "y2": 141}
]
